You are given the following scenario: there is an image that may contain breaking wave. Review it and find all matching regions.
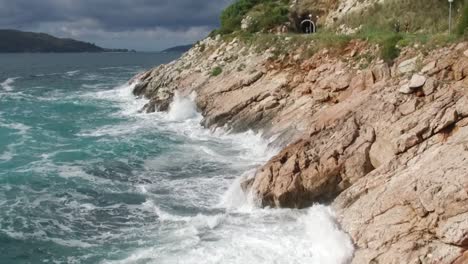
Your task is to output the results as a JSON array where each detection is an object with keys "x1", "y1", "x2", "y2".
[{"x1": 1, "y1": 77, "x2": 19, "y2": 91}]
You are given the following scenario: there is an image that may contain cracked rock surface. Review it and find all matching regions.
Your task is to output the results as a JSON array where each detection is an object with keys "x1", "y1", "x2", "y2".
[{"x1": 131, "y1": 38, "x2": 468, "y2": 263}]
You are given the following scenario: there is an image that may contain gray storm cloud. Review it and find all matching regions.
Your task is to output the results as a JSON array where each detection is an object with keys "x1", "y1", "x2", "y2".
[{"x1": 0, "y1": 0, "x2": 233, "y2": 50}]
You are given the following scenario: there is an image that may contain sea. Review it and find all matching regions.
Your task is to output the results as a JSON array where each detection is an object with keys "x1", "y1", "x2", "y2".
[{"x1": 0, "y1": 52, "x2": 354, "y2": 264}]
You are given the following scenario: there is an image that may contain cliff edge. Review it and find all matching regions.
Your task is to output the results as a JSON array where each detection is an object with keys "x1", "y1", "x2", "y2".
[{"x1": 129, "y1": 0, "x2": 468, "y2": 263}]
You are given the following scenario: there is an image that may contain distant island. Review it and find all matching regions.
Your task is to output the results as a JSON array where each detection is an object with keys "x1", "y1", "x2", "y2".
[
  {"x1": 0, "y1": 29, "x2": 134, "y2": 53},
  {"x1": 161, "y1": 44, "x2": 193, "y2": 53}
]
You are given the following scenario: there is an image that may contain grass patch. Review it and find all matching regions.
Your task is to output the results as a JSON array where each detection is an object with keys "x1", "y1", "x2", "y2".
[
  {"x1": 456, "y1": 3, "x2": 468, "y2": 36},
  {"x1": 340, "y1": 0, "x2": 465, "y2": 34},
  {"x1": 211, "y1": 66, "x2": 223, "y2": 77}
]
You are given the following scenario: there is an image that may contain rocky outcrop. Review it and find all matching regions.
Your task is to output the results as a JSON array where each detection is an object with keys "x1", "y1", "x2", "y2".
[{"x1": 130, "y1": 37, "x2": 468, "y2": 263}]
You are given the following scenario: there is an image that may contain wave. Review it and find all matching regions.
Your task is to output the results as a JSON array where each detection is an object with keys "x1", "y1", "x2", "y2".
[
  {"x1": 167, "y1": 92, "x2": 200, "y2": 121},
  {"x1": 66, "y1": 70, "x2": 80, "y2": 75},
  {"x1": 1, "y1": 77, "x2": 19, "y2": 91},
  {"x1": 104, "y1": 204, "x2": 354, "y2": 264},
  {"x1": 75, "y1": 81, "x2": 354, "y2": 264}
]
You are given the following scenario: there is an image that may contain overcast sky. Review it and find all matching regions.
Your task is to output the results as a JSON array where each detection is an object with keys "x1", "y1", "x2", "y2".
[{"x1": 0, "y1": 0, "x2": 233, "y2": 51}]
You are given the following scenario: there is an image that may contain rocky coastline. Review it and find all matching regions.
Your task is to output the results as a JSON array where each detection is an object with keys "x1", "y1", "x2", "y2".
[{"x1": 129, "y1": 34, "x2": 468, "y2": 264}]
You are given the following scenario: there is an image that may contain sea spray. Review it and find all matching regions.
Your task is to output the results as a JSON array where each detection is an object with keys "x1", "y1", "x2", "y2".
[
  {"x1": 0, "y1": 53, "x2": 355, "y2": 264},
  {"x1": 167, "y1": 91, "x2": 200, "y2": 121}
]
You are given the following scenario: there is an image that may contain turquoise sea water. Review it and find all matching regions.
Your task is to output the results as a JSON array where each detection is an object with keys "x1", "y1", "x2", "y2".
[{"x1": 0, "y1": 53, "x2": 354, "y2": 264}]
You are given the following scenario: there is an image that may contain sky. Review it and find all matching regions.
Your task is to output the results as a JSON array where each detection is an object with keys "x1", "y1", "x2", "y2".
[{"x1": 0, "y1": 0, "x2": 233, "y2": 51}]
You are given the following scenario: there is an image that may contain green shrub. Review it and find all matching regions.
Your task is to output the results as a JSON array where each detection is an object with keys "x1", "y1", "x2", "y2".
[
  {"x1": 199, "y1": 43, "x2": 206, "y2": 52},
  {"x1": 379, "y1": 34, "x2": 403, "y2": 63},
  {"x1": 211, "y1": 66, "x2": 223, "y2": 77},
  {"x1": 219, "y1": 0, "x2": 289, "y2": 34},
  {"x1": 456, "y1": 3, "x2": 468, "y2": 36},
  {"x1": 220, "y1": 0, "x2": 259, "y2": 34},
  {"x1": 247, "y1": 1, "x2": 289, "y2": 32}
]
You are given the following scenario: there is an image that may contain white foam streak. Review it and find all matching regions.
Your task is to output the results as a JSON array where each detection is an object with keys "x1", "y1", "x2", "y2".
[
  {"x1": 1, "y1": 77, "x2": 19, "y2": 91},
  {"x1": 66, "y1": 70, "x2": 80, "y2": 76},
  {"x1": 88, "y1": 82, "x2": 353, "y2": 264}
]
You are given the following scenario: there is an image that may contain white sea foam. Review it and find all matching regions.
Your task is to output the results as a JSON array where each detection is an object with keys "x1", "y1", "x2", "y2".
[
  {"x1": 66, "y1": 70, "x2": 80, "y2": 76},
  {"x1": 1, "y1": 77, "x2": 19, "y2": 91},
  {"x1": 103, "y1": 205, "x2": 354, "y2": 264},
  {"x1": 167, "y1": 92, "x2": 200, "y2": 121},
  {"x1": 82, "y1": 82, "x2": 353, "y2": 264}
]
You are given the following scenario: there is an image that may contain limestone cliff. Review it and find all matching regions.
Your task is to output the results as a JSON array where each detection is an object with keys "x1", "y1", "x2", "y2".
[{"x1": 130, "y1": 35, "x2": 468, "y2": 263}]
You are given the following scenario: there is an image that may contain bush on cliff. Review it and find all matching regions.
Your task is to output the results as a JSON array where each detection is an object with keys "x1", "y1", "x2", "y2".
[
  {"x1": 457, "y1": 3, "x2": 468, "y2": 36},
  {"x1": 219, "y1": 0, "x2": 289, "y2": 34},
  {"x1": 247, "y1": 1, "x2": 289, "y2": 33},
  {"x1": 379, "y1": 34, "x2": 402, "y2": 64},
  {"x1": 211, "y1": 66, "x2": 223, "y2": 77}
]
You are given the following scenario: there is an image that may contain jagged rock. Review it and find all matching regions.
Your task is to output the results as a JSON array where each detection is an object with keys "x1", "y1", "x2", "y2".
[
  {"x1": 369, "y1": 137, "x2": 395, "y2": 168},
  {"x1": 129, "y1": 36, "x2": 468, "y2": 263},
  {"x1": 464, "y1": 49, "x2": 468, "y2": 57},
  {"x1": 313, "y1": 90, "x2": 330, "y2": 102},
  {"x1": 435, "y1": 109, "x2": 458, "y2": 133},
  {"x1": 133, "y1": 81, "x2": 148, "y2": 96},
  {"x1": 453, "y1": 57, "x2": 468, "y2": 81},
  {"x1": 399, "y1": 99, "x2": 418, "y2": 115},
  {"x1": 456, "y1": 96, "x2": 468, "y2": 118},
  {"x1": 422, "y1": 77, "x2": 437, "y2": 96},
  {"x1": 250, "y1": 118, "x2": 375, "y2": 208},
  {"x1": 331, "y1": 74, "x2": 351, "y2": 91},
  {"x1": 421, "y1": 61, "x2": 436, "y2": 74},
  {"x1": 306, "y1": 70, "x2": 318, "y2": 82},
  {"x1": 398, "y1": 57, "x2": 417, "y2": 74},
  {"x1": 334, "y1": 126, "x2": 468, "y2": 264},
  {"x1": 372, "y1": 63, "x2": 391, "y2": 82},
  {"x1": 363, "y1": 69, "x2": 375, "y2": 88},
  {"x1": 409, "y1": 74, "x2": 427, "y2": 89},
  {"x1": 399, "y1": 83, "x2": 413, "y2": 94}
]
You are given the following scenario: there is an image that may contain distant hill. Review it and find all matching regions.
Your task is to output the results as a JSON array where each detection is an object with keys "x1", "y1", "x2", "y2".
[
  {"x1": 161, "y1": 44, "x2": 193, "y2": 53},
  {"x1": 0, "y1": 29, "x2": 130, "y2": 53}
]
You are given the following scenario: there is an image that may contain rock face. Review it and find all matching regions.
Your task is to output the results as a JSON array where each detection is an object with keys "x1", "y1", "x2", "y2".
[{"x1": 130, "y1": 38, "x2": 468, "y2": 263}]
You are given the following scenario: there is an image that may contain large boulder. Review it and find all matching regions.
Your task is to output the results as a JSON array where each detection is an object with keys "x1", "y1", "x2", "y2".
[
  {"x1": 248, "y1": 118, "x2": 375, "y2": 208},
  {"x1": 334, "y1": 125, "x2": 468, "y2": 264},
  {"x1": 398, "y1": 57, "x2": 418, "y2": 74}
]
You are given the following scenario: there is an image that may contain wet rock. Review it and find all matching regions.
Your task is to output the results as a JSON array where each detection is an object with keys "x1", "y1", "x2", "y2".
[
  {"x1": 249, "y1": 118, "x2": 375, "y2": 209},
  {"x1": 133, "y1": 81, "x2": 149, "y2": 96}
]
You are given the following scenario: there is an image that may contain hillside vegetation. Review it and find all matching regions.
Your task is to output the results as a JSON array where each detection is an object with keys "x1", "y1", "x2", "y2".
[{"x1": 215, "y1": 0, "x2": 468, "y2": 63}]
